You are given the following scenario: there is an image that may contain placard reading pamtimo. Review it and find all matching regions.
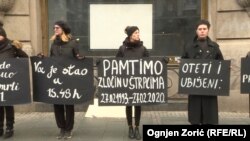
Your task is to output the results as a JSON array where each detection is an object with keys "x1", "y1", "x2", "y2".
[{"x1": 97, "y1": 57, "x2": 167, "y2": 106}]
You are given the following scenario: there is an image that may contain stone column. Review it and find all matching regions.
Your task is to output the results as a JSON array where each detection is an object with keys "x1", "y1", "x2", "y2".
[{"x1": 0, "y1": 0, "x2": 15, "y2": 24}]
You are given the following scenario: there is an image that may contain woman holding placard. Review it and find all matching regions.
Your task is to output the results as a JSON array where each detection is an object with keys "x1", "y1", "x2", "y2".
[
  {"x1": 116, "y1": 26, "x2": 149, "y2": 140},
  {"x1": 49, "y1": 20, "x2": 84, "y2": 139},
  {"x1": 0, "y1": 24, "x2": 28, "y2": 138},
  {"x1": 181, "y1": 20, "x2": 224, "y2": 125}
]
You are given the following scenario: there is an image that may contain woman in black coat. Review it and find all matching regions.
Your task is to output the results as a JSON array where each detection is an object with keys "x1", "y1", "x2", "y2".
[
  {"x1": 50, "y1": 21, "x2": 84, "y2": 139},
  {"x1": 116, "y1": 26, "x2": 149, "y2": 140},
  {"x1": 0, "y1": 26, "x2": 28, "y2": 138},
  {"x1": 182, "y1": 20, "x2": 224, "y2": 125}
]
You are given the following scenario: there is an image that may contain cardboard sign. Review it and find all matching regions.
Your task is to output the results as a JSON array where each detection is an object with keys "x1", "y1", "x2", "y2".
[
  {"x1": 97, "y1": 57, "x2": 167, "y2": 106},
  {"x1": 31, "y1": 57, "x2": 94, "y2": 104},
  {"x1": 178, "y1": 59, "x2": 230, "y2": 96},
  {"x1": 0, "y1": 58, "x2": 31, "y2": 106}
]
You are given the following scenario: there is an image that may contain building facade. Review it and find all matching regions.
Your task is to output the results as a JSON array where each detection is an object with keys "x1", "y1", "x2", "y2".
[{"x1": 1, "y1": 0, "x2": 249, "y2": 112}]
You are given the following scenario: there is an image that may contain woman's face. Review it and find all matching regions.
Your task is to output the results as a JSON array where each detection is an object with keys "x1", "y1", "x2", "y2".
[
  {"x1": 196, "y1": 24, "x2": 209, "y2": 40},
  {"x1": 130, "y1": 30, "x2": 140, "y2": 42},
  {"x1": 0, "y1": 35, "x2": 4, "y2": 41},
  {"x1": 54, "y1": 25, "x2": 63, "y2": 36}
]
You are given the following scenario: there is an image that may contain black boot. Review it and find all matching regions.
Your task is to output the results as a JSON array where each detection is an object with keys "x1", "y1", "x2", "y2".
[
  {"x1": 134, "y1": 126, "x2": 141, "y2": 140},
  {"x1": 4, "y1": 128, "x2": 13, "y2": 138},
  {"x1": 128, "y1": 126, "x2": 134, "y2": 139},
  {"x1": 0, "y1": 129, "x2": 3, "y2": 136},
  {"x1": 64, "y1": 130, "x2": 72, "y2": 139},
  {"x1": 56, "y1": 129, "x2": 65, "y2": 139},
  {"x1": 4, "y1": 122, "x2": 14, "y2": 139}
]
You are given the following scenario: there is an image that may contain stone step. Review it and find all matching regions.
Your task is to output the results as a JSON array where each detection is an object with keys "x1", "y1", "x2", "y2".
[
  {"x1": 142, "y1": 99, "x2": 187, "y2": 111},
  {"x1": 14, "y1": 99, "x2": 187, "y2": 112},
  {"x1": 15, "y1": 102, "x2": 90, "y2": 112},
  {"x1": 85, "y1": 98, "x2": 187, "y2": 118}
]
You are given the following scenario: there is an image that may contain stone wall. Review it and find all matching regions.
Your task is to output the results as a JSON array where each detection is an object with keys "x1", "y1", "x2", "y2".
[
  {"x1": 3, "y1": 0, "x2": 42, "y2": 56},
  {"x1": 209, "y1": 0, "x2": 250, "y2": 112}
]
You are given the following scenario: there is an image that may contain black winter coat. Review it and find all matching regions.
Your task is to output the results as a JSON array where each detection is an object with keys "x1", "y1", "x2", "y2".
[
  {"x1": 182, "y1": 36, "x2": 224, "y2": 124},
  {"x1": 0, "y1": 39, "x2": 28, "y2": 58},
  {"x1": 116, "y1": 37, "x2": 149, "y2": 58},
  {"x1": 50, "y1": 37, "x2": 79, "y2": 108},
  {"x1": 182, "y1": 37, "x2": 223, "y2": 60},
  {"x1": 50, "y1": 37, "x2": 79, "y2": 58}
]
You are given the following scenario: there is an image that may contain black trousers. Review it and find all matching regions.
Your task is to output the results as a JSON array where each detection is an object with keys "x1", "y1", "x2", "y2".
[
  {"x1": 54, "y1": 104, "x2": 74, "y2": 131},
  {"x1": 0, "y1": 106, "x2": 14, "y2": 129},
  {"x1": 126, "y1": 106, "x2": 141, "y2": 126}
]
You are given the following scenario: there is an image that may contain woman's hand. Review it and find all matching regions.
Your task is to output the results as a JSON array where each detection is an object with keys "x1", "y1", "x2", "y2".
[
  {"x1": 76, "y1": 54, "x2": 85, "y2": 60},
  {"x1": 37, "y1": 53, "x2": 45, "y2": 58}
]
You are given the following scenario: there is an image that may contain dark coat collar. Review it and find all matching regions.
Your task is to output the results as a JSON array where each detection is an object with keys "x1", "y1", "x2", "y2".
[{"x1": 193, "y1": 36, "x2": 215, "y2": 48}]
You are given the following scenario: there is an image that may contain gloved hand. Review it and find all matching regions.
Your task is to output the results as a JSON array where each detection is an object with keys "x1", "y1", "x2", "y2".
[
  {"x1": 76, "y1": 54, "x2": 85, "y2": 60},
  {"x1": 96, "y1": 59, "x2": 101, "y2": 65},
  {"x1": 162, "y1": 57, "x2": 169, "y2": 64},
  {"x1": 37, "y1": 53, "x2": 45, "y2": 58}
]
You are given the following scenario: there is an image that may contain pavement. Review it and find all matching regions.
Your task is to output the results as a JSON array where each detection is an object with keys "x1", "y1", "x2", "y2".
[{"x1": 0, "y1": 110, "x2": 249, "y2": 141}]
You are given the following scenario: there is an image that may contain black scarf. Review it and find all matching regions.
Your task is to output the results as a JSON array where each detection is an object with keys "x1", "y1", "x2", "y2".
[
  {"x1": 0, "y1": 38, "x2": 10, "y2": 51},
  {"x1": 197, "y1": 39, "x2": 208, "y2": 50},
  {"x1": 53, "y1": 36, "x2": 67, "y2": 46},
  {"x1": 123, "y1": 37, "x2": 143, "y2": 49}
]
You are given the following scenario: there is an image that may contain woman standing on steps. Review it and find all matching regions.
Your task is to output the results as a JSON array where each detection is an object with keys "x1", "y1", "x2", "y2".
[{"x1": 116, "y1": 26, "x2": 149, "y2": 140}]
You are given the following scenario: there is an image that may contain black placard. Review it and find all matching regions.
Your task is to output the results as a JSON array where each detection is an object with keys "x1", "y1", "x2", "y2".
[
  {"x1": 31, "y1": 57, "x2": 94, "y2": 104},
  {"x1": 178, "y1": 59, "x2": 230, "y2": 96},
  {"x1": 0, "y1": 58, "x2": 31, "y2": 106},
  {"x1": 240, "y1": 58, "x2": 250, "y2": 94},
  {"x1": 97, "y1": 57, "x2": 167, "y2": 106}
]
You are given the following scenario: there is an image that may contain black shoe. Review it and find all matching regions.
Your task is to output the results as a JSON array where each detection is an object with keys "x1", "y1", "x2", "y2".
[
  {"x1": 56, "y1": 129, "x2": 64, "y2": 139},
  {"x1": 128, "y1": 126, "x2": 134, "y2": 139},
  {"x1": 0, "y1": 129, "x2": 3, "y2": 136},
  {"x1": 134, "y1": 127, "x2": 141, "y2": 140},
  {"x1": 64, "y1": 131, "x2": 72, "y2": 139},
  {"x1": 4, "y1": 129, "x2": 13, "y2": 138}
]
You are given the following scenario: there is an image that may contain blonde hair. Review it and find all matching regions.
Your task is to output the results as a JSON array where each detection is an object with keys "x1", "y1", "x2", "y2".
[
  {"x1": 11, "y1": 40, "x2": 23, "y2": 49},
  {"x1": 50, "y1": 32, "x2": 72, "y2": 42}
]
